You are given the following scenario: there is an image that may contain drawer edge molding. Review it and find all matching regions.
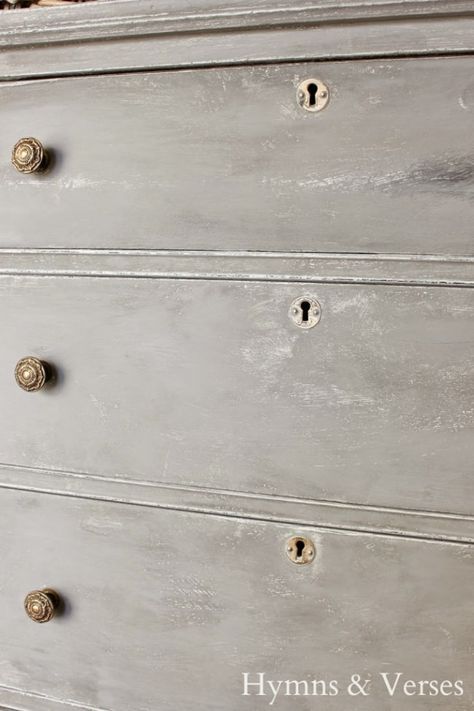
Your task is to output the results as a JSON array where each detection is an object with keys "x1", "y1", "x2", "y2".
[
  {"x1": 0, "y1": 463, "x2": 472, "y2": 545},
  {"x1": 0, "y1": 17, "x2": 473, "y2": 82},
  {"x1": 0, "y1": 252, "x2": 472, "y2": 287},
  {"x1": 0, "y1": 684, "x2": 109, "y2": 711},
  {"x1": 0, "y1": 0, "x2": 473, "y2": 48}
]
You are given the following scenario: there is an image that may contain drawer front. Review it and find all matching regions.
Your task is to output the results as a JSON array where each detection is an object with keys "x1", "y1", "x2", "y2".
[
  {"x1": 0, "y1": 276, "x2": 472, "y2": 515},
  {"x1": 0, "y1": 57, "x2": 473, "y2": 253},
  {"x1": 0, "y1": 489, "x2": 472, "y2": 711}
]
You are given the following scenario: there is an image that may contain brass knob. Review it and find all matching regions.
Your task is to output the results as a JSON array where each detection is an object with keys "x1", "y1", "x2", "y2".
[
  {"x1": 12, "y1": 137, "x2": 47, "y2": 174},
  {"x1": 24, "y1": 589, "x2": 61, "y2": 623},
  {"x1": 15, "y1": 357, "x2": 50, "y2": 392}
]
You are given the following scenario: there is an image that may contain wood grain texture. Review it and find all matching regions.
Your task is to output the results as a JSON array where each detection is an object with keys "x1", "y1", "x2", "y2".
[
  {"x1": 1, "y1": 57, "x2": 473, "y2": 254},
  {"x1": 0, "y1": 275, "x2": 472, "y2": 516},
  {"x1": 0, "y1": 488, "x2": 472, "y2": 711}
]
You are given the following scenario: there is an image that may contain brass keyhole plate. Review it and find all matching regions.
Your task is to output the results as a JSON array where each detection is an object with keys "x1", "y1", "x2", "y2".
[
  {"x1": 286, "y1": 536, "x2": 316, "y2": 565},
  {"x1": 297, "y1": 78, "x2": 330, "y2": 112}
]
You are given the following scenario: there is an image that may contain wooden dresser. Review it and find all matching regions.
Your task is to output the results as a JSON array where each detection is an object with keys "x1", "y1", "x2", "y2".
[{"x1": 0, "y1": 1, "x2": 472, "y2": 709}]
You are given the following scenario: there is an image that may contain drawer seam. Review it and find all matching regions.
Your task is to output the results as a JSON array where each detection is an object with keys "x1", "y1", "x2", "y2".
[{"x1": 0, "y1": 464, "x2": 472, "y2": 545}]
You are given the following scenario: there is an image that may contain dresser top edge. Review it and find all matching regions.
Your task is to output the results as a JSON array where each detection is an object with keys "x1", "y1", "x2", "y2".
[
  {"x1": 0, "y1": 1, "x2": 473, "y2": 81},
  {"x1": 1, "y1": 0, "x2": 473, "y2": 49}
]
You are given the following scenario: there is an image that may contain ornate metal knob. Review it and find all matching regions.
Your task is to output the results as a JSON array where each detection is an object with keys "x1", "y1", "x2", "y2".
[
  {"x1": 24, "y1": 589, "x2": 61, "y2": 623},
  {"x1": 15, "y1": 357, "x2": 50, "y2": 392},
  {"x1": 11, "y1": 137, "x2": 47, "y2": 174}
]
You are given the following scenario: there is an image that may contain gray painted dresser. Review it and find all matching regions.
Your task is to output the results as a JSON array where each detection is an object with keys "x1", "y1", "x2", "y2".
[{"x1": 0, "y1": 1, "x2": 473, "y2": 710}]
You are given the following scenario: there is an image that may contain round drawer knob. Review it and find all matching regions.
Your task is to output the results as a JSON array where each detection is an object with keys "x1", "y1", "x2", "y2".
[
  {"x1": 15, "y1": 357, "x2": 50, "y2": 392},
  {"x1": 24, "y1": 589, "x2": 61, "y2": 623},
  {"x1": 11, "y1": 137, "x2": 46, "y2": 174}
]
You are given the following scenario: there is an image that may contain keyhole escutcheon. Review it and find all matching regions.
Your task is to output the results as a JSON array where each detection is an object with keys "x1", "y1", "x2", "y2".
[
  {"x1": 287, "y1": 536, "x2": 316, "y2": 565},
  {"x1": 289, "y1": 296, "x2": 322, "y2": 329},
  {"x1": 297, "y1": 78, "x2": 330, "y2": 113}
]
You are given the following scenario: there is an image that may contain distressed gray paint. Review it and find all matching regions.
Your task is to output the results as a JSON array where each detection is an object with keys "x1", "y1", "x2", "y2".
[
  {"x1": 0, "y1": 250, "x2": 472, "y2": 286},
  {"x1": 1, "y1": 0, "x2": 473, "y2": 47},
  {"x1": 0, "y1": 463, "x2": 473, "y2": 544},
  {"x1": 0, "y1": 1, "x2": 473, "y2": 80},
  {"x1": 0, "y1": 489, "x2": 472, "y2": 711},
  {"x1": 0, "y1": 275, "x2": 472, "y2": 515},
  {"x1": 0, "y1": 57, "x2": 473, "y2": 254},
  {"x1": 0, "y1": 2, "x2": 473, "y2": 710}
]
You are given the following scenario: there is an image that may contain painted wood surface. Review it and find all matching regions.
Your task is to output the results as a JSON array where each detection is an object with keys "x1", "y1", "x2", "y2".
[
  {"x1": 0, "y1": 488, "x2": 472, "y2": 711},
  {"x1": 0, "y1": 3, "x2": 472, "y2": 711},
  {"x1": 0, "y1": 57, "x2": 473, "y2": 254},
  {"x1": 2, "y1": 17, "x2": 474, "y2": 82},
  {"x1": 0, "y1": 1, "x2": 473, "y2": 80},
  {"x1": 0, "y1": 275, "x2": 472, "y2": 516},
  {"x1": 0, "y1": 250, "x2": 471, "y2": 286},
  {"x1": 1, "y1": 463, "x2": 473, "y2": 544},
  {"x1": 1, "y1": 0, "x2": 473, "y2": 47}
]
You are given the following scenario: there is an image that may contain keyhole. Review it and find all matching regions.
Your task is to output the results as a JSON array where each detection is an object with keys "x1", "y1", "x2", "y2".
[
  {"x1": 295, "y1": 539, "x2": 306, "y2": 560},
  {"x1": 286, "y1": 536, "x2": 315, "y2": 564},
  {"x1": 307, "y1": 83, "x2": 318, "y2": 107},
  {"x1": 300, "y1": 300, "x2": 311, "y2": 322},
  {"x1": 297, "y1": 78, "x2": 329, "y2": 113}
]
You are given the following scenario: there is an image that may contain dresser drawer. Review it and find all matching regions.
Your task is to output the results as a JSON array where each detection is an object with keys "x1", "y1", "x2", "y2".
[
  {"x1": 1, "y1": 276, "x2": 472, "y2": 515},
  {"x1": 0, "y1": 488, "x2": 472, "y2": 711},
  {"x1": 1, "y1": 56, "x2": 473, "y2": 253}
]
